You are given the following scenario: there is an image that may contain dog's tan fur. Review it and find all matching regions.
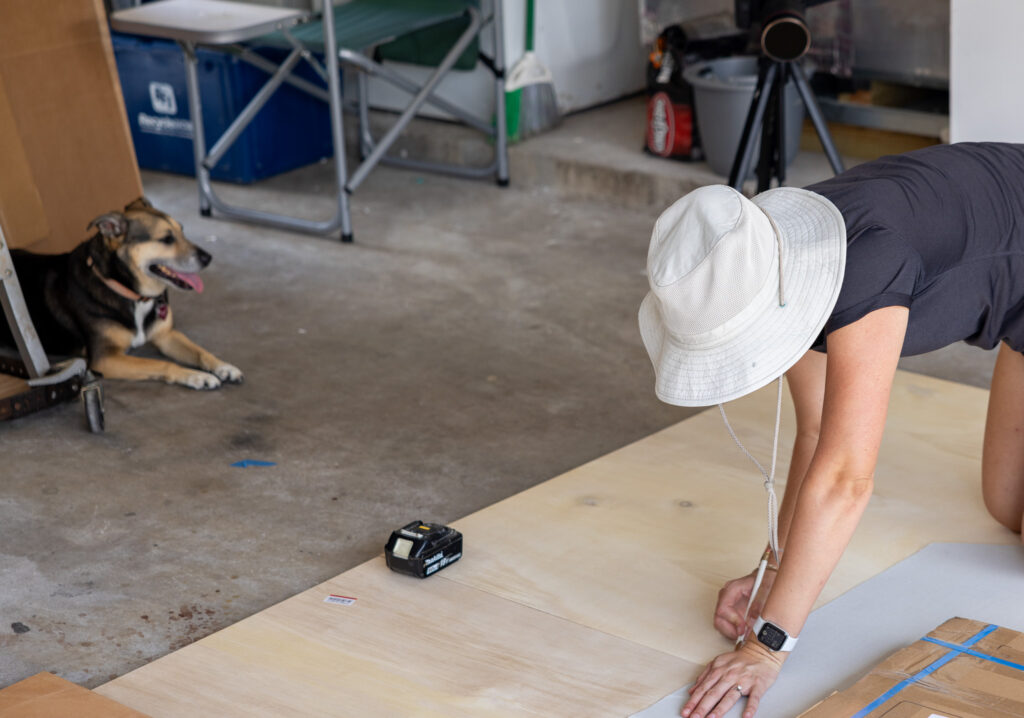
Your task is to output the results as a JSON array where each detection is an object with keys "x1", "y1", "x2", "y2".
[
  {"x1": 1, "y1": 198, "x2": 243, "y2": 390},
  {"x1": 84, "y1": 200, "x2": 242, "y2": 389},
  {"x1": 91, "y1": 316, "x2": 241, "y2": 389},
  {"x1": 87, "y1": 200, "x2": 242, "y2": 389}
]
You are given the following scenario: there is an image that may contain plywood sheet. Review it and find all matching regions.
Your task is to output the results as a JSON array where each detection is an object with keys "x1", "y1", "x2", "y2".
[
  {"x1": 632, "y1": 543, "x2": 1024, "y2": 718},
  {"x1": 97, "y1": 558, "x2": 696, "y2": 717},
  {"x1": 445, "y1": 371, "x2": 1016, "y2": 666},
  {"x1": 0, "y1": 671, "x2": 150, "y2": 717},
  {"x1": 96, "y1": 371, "x2": 1016, "y2": 717},
  {"x1": 0, "y1": 373, "x2": 28, "y2": 401}
]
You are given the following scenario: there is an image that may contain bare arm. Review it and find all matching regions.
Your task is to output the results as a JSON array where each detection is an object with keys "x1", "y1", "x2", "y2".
[
  {"x1": 761, "y1": 307, "x2": 905, "y2": 639},
  {"x1": 778, "y1": 349, "x2": 827, "y2": 548},
  {"x1": 686, "y1": 306, "x2": 907, "y2": 718},
  {"x1": 760, "y1": 305, "x2": 907, "y2": 639},
  {"x1": 712, "y1": 350, "x2": 826, "y2": 638}
]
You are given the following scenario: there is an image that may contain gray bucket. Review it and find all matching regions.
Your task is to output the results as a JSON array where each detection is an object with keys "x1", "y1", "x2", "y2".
[{"x1": 683, "y1": 57, "x2": 805, "y2": 178}]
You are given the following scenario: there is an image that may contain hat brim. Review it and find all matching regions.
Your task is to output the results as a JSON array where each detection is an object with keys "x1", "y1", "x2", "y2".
[{"x1": 639, "y1": 187, "x2": 846, "y2": 407}]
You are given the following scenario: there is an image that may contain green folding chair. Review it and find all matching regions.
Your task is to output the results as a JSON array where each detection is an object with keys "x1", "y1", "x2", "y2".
[
  {"x1": 112, "y1": 0, "x2": 508, "y2": 242},
  {"x1": 278, "y1": 0, "x2": 508, "y2": 197}
]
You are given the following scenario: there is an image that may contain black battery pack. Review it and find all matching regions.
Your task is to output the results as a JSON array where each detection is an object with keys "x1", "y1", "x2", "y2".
[{"x1": 384, "y1": 521, "x2": 463, "y2": 578}]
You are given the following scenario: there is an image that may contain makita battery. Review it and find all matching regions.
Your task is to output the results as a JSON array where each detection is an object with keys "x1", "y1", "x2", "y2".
[{"x1": 384, "y1": 521, "x2": 463, "y2": 578}]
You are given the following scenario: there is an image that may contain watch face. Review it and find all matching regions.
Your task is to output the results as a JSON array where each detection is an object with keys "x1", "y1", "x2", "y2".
[{"x1": 757, "y1": 622, "x2": 787, "y2": 651}]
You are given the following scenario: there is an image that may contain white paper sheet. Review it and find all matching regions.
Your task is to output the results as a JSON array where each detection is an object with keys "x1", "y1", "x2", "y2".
[{"x1": 630, "y1": 542, "x2": 1024, "y2": 718}]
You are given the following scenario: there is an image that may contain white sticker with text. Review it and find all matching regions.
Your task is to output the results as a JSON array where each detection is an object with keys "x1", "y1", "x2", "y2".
[{"x1": 324, "y1": 594, "x2": 357, "y2": 606}]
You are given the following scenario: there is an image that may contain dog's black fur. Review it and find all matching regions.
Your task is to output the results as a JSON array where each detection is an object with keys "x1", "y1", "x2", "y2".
[{"x1": 0, "y1": 198, "x2": 241, "y2": 389}]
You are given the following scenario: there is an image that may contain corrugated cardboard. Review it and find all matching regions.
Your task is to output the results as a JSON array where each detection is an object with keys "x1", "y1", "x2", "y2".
[
  {"x1": 0, "y1": 0, "x2": 142, "y2": 253},
  {"x1": 0, "y1": 672, "x2": 149, "y2": 717},
  {"x1": 800, "y1": 617, "x2": 1024, "y2": 718}
]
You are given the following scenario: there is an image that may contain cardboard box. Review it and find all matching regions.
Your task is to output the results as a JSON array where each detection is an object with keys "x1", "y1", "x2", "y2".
[
  {"x1": 800, "y1": 617, "x2": 1024, "y2": 718},
  {"x1": 0, "y1": 0, "x2": 142, "y2": 253},
  {"x1": 0, "y1": 672, "x2": 149, "y2": 717}
]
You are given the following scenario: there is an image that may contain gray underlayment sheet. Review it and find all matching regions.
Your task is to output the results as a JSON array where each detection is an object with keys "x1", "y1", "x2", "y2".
[{"x1": 631, "y1": 542, "x2": 1024, "y2": 718}]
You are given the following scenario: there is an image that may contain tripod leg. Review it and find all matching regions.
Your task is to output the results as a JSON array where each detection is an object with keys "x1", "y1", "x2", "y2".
[
  {"x1": 757, "y1": 62, "x2": 790, "y2": 193},
  {"x1": 756, "y1": 77, "x2": 775, "y2": 192},
  {"x1": 791, "y1": 63, "x2": 845, "y2": 175},
  {"x1": 729, "y1": 62, "x2": 778, "y2": 190},
  {"x1": 776, "y1": 63, "x2": 788, "y2": 189}
]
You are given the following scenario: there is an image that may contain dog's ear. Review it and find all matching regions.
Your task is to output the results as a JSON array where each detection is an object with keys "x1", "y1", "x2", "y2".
[
  {"x1": 87, "y1": 212, "x2": 128, "y2": 243},
  {"x1": 124, "y1": 196, "x2": 153, "y2": 212}
]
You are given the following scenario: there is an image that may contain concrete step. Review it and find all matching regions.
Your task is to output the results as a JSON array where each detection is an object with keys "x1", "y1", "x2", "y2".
[{"x1": 356, "y1": 95, "x2": 849, "y2": 212}]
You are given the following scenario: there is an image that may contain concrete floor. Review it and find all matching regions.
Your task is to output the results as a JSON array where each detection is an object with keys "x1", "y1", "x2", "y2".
[{"x1": 0, "y1": 97, "x2": 997, "y2": 690}]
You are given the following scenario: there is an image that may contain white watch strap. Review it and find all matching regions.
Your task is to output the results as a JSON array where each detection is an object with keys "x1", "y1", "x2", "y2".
[{"x1": 752, "y1": 616, "x2": 799, "y2": 652}]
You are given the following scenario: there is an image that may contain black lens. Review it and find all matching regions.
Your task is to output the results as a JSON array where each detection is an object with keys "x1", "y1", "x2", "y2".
[{"x1": 761, "y1": 14, "x2": 811, "y2": 61}]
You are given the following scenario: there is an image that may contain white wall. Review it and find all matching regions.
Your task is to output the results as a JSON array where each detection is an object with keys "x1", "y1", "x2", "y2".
[
  {"x1": 532, "y1": 0, "x2": 647, "y2": 112},
  {"x1": 363, "y1": 0, "x2": 647, "y2": 120},
  {"x1": 950, "y1": 0, "x2": 1024, "y2": 142}
]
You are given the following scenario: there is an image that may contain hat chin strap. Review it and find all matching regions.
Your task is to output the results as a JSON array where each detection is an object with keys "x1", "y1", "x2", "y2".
[
  {"x1": 718, "y1": 375, "x2": 784, "y2": 645},
  {"x1": 760, "y1": 206, "x2": 787, "y2": 308},
  {"x1": 720, "y1": 210, "x2": 790, "y2": 645}
]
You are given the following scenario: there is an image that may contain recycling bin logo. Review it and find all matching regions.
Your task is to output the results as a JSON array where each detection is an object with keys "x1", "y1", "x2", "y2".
[{"x1": 149, "y1": 82, "x2": 177, "y2": 115}]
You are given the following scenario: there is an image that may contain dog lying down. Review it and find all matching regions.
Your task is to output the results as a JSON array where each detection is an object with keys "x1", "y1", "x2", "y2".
[{"x1": 0, "y1": 197, "x2": 242, "y2": 390}]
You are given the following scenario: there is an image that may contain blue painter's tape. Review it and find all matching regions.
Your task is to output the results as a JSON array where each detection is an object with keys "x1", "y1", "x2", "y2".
[
  {"x1": 850, "y1": 624, "x2": 998, "y2": 718},
  {"x1": 231, "y1": 459, "x2": 277, "y2": 468},
  {"x1": 849, "y1": 653, "x2": 959, "y2": 718},
  {"x1": 921, "y1": 636, "x2": 1024, "y2": 672}
]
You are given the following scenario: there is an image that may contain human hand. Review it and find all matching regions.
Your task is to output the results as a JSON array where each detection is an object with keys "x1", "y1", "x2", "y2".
[
  {"x1": 713, "y1": 570, "x2": 775, "y2": 640},
  {"x1": 680, "y1": 640, "x2": 784, "y2": 718}
]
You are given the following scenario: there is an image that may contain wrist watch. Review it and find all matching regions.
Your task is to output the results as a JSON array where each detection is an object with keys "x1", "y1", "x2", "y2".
[{"x1": 752, "y1": 616, "x2": 799, "y2": 652}]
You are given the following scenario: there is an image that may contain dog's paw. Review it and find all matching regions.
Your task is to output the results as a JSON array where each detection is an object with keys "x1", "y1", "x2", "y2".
[
  {"x1": 180, "y1": 370, "x2": 222, "y2": 390},
  {"x1": 213, "y1": 362, "x2": 243, "y2": 384}
]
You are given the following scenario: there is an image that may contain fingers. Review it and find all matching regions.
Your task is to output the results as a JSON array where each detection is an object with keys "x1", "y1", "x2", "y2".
[
  {"x1": 683, "y1": 646, "x2": 780, "y2": 718},
  {"x1": 691, "y1": 652, "x2": 728, "y2": 692},
  {"x1": 745, "y1": 611, "x2": 759, "y2": 637},
  {"x1": 714, "y1": 579, "x2": 753, "y2": 639},
  {"x1": 699, "y1": 681, "x2": 742, "y2": 718},
  {"x1": 681, "y1": 659, "x2": 720, "y2": 717},
  {"x1": 747, "y1": 597, "x2": 765, "y2": 630},
  {"x1": 742, "y1": 689, "x2": 762, "y2": 718},
  {"x1": 717, "y1": 579, "x2": 752, "y2": 607},
  {"x1": 682, "y1": 674, "x2": 742, "y2": 718},
  {"x1": 714, "y1": 612, "x2": 744, "y2": 640},
  {"x1": 682, "y1": 654, "x2": 732, "y2": 717},
  {"x1": 693, "y1": 662, "x2": 712, "y2": 690},
  {"x1": 680, "y1": 669, "x2": 719, "y2": 717}
]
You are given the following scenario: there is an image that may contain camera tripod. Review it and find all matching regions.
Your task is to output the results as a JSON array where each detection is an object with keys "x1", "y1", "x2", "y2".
[{"x1": 728, "y1": 57, "x2": 845, "y2": 192}]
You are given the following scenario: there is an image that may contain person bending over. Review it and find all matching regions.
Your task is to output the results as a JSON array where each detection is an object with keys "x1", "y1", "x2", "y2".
[{"x1": 638, "y1": 143, "x2": 1024, "y2": 718}]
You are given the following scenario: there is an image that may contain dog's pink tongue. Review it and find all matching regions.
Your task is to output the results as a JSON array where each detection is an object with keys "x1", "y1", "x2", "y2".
[{"x1": 176, "y1": 272, "x2": 204, "y2": 293}]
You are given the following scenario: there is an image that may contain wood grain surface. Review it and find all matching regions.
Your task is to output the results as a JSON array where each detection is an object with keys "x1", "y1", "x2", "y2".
[
  {"x1": 445, "y1": 371, "x2": 1015, "y2": 666},
  {"x1": 0, "y1": 373, "x2": 27, "y2": 401},
  {"x1": 97, "y1": 559, "x2": 694, "y2": 717},
  {"x1": 96, "y1": 371, "x2": 1017, "y2": 717}
]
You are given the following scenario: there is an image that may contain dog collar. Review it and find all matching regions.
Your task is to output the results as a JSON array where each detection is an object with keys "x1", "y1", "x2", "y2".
[{"x1": 87, "y1": 256, "x2": 143, "y2": 302}]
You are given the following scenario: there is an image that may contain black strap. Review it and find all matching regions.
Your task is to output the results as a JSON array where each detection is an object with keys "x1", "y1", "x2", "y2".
[
  {"x1": 477, "y1": 52, "x2": 503, "y2": 79},
  {"x1": 0, "y1": 374, "x2": 83, "y2": 421}
]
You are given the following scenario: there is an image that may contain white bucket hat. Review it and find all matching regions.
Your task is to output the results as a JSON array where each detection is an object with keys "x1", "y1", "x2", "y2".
[{"x1": 638, "y1": 184, "x2": 846, "y2": 407}]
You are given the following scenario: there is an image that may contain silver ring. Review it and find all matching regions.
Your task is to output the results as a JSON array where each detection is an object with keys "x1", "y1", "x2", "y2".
[{"x1": 735, "y1": 685, "x2": 744, "y2": 693}]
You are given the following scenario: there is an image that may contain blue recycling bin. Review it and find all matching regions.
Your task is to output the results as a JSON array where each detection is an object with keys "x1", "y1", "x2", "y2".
[{"x1": 111, "y1": 33, "x2": 335, "y2": 184}]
